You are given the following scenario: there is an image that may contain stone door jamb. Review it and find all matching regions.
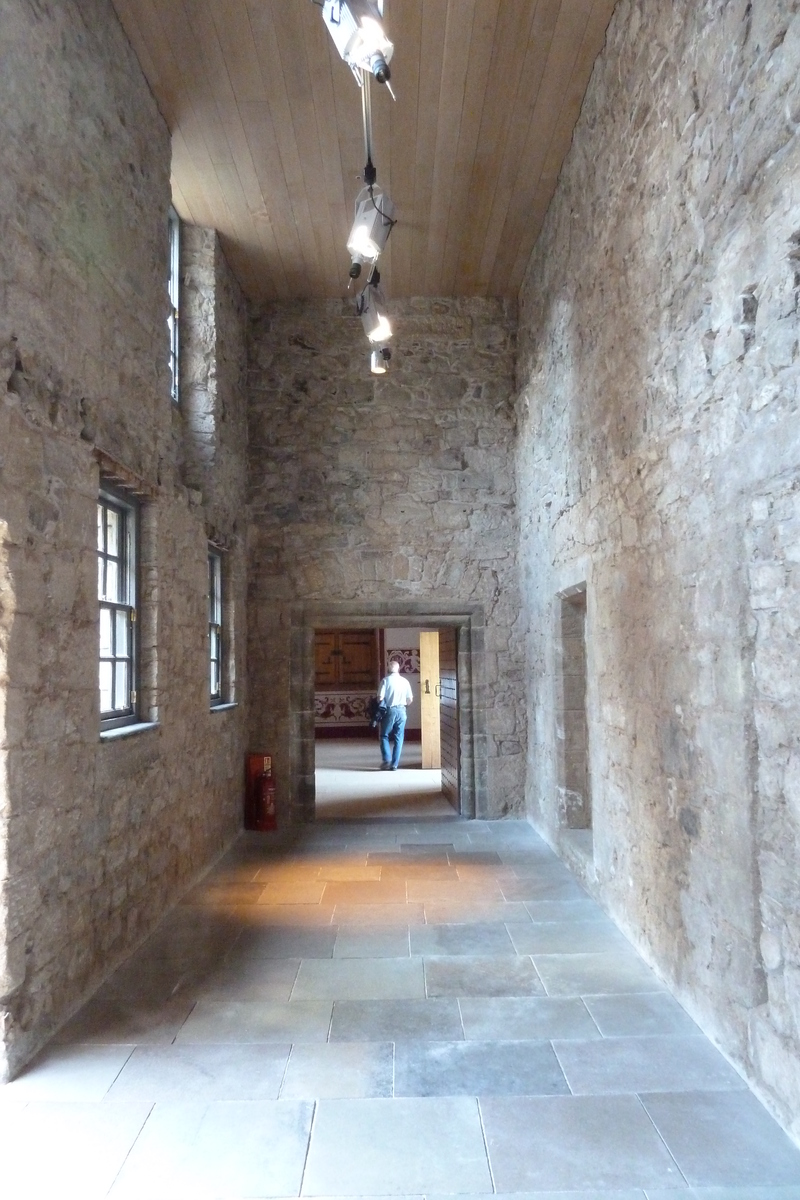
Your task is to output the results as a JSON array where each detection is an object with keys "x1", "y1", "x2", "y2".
[{"x1": 289, "y1": 601, "x2": 488, "y2": 822}]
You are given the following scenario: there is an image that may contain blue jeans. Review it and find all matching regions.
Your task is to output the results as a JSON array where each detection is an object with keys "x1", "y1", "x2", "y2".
[{"x1": 380, "y1": 705, "x2": 407, "y2": 768}]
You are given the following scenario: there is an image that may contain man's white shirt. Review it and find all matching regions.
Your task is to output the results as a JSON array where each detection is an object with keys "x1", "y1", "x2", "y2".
[{"x1": 379, "y1": 674, "x2": 413, "y2": 707}]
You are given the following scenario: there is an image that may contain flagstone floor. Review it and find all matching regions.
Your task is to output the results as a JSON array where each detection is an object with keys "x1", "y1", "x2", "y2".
[{"x1": 2, "y1": 767, "x2": 800, "y2": 1199}]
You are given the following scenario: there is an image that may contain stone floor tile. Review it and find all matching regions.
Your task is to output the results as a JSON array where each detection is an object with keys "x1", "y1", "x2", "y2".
[
  {"x1": 428, "y1": 1193, "x2": 649, "y2": 1200},
  {"x1": 399, "y1": 842, "x2": 458, "y2": 855},
  {"x1": 176, "y1": 999, "x2": 333, "y2": 1043},
  {"x1": 646, "y1": 1189, "x2": 800, "y2": 1199},
  {"x1": 424, "y1": 900, "x2": 533, "y2": 924},
  {"x1": 301, "y1": 1096, "x2": 493, "y2": 1195},
  {"x1": 533, "y1": 951, "x2": 665, "y2": 996},
  {"x1": 55, "y1": 987, "x2": 196, "y2": 1046},
  {"x1": 316, "y1": 864, "x2": 383, "y2": 881},
  {"x1": 525, "y1": 898, "x2": 609, "y2": 923},
  {"x1": 333, "y1": 926, "x2": 410, "y2": 957},
  {"x1": 380, "y1": 862, "x2": 460, "y2": 880},
  {"x1": 584, "y1": 992, "x2": 703, "y2": 1037},
  {"x1": 322, "y1": 879, "x2": 409, "y2": 905},
  {"x1": 180, "y1": 881, "x2": 267, "y2": 907},
  {"x1": 554, "y1": 1035, "x2": 747, "y2": 1094},
  {"x1": 450, "y1": 848, "x2": 507, "y2": 864},
  {"x1": 280, "y1": 1041, "x2": 394, "y2": 1099},
  {"x1": 108, "y1": 1099, "x2": 314, "y2": 1199},
  {"x1": 394, "y1": 1038, "x2": 569, "y2": 1097},
  {"x1": 458, "y1": 996, "x2": 601, "y2": 1041},
  {"x1": 0, "y1": 1044, "x2": 134, "y2": 1103},
  {"x1": 509, "y1": 919, "x2": 632, "y2": 954},
  {"x1": 480, "y1": 1095, "x2": 685, "y2": 1192},
  {"x1": 406, "y1": 880, "x2": 505, "y2": 902},
  {"x1": 333, "y1": 902, "x2": 426, "y2": 925},
  {"x1": 291, "y1": 956, "x2": 425, "y2": 1000},
  {"x1": 192, "y1": 954, "x2": 300, "y2": 1001},
  {"x1": 411, "y1": 921, "x2": 516, "y2": 956},
  {"x1": 501, "y1": 877, "x2": 592, "y2": 902},
  {"x1": 233, "y1": 926, "x2": 337, "y2": 959},
  {"x1": 329, "y1": 998, "x2": 464, "y2": 1041},
  {"x1": 231, "y1": 904, "x2": 337, "y2": 928},
  {"x1": 257, "y1": 881, "x2": 328, "y2": 904},
  {"x1": 641, "y1": 1091, "x2": 800, "y2": 1187},
  {"x1": 425, "y1": 955, "x2": 545, "y2": 997},
  {"x1": 105, "y1": 1042, "x2": 290, "y2": 1101},
  {"x1": 0, "y1": 1101, "x2": 152, "y2": 1200}
]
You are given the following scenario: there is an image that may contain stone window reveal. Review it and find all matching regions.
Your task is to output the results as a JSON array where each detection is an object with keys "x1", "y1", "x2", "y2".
[
  {"x1": 168, "y1": 206, "x2": 181, "y2": 402},
  {"x1": 98, "y1": 488, "x2": 139, "y2": 728}
]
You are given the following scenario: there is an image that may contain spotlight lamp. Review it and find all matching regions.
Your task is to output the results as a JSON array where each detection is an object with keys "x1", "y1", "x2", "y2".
[
  {"x1": 347, "y1": 185, "x2": 396, "y2": 272},
  {"x1": 357, "y1": 275, "x2": 392, "y2": 344},
  {"x1": 319, "y1": 0, "x2": 394, "y2": 85},
  {"x1": 371, "y1": 347, "x2": 392, "y2": 374}
]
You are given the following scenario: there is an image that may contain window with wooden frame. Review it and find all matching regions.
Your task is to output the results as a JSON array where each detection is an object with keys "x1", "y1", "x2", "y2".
[
  {"x1": 98, "y1": 487, "x2": 138, "y2": 728},
  {"x1": 208, "y1": 548, "x2": 223, "y2": 706}
]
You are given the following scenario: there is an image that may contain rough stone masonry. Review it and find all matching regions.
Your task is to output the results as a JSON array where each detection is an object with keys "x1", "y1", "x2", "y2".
[
  {"x1": 516, "y1": 0, "x2": 800, "y2": 1140},
  {"x1": 0, "y1": 0, "x2": 249, "y2": 1080}
]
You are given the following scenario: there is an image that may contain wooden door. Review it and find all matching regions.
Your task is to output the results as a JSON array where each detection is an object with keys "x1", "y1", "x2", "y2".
[
  {"x1": 419, "y1": 630, "x2": 441, "y2": 769},
  {"x1": 315, "y1": 630, "x2": 377, "y2": 688},
  {"x1": 315, "y1": 631, "x2": 339, "y2": 687},
  {"x1": 338, "y1": 632, "x2": 375, "y2": 687},
  {"x1": 439, "y1": 627, "x2": 459, "y2": 809}
]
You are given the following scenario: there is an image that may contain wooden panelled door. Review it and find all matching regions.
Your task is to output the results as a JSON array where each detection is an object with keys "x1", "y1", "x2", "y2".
[
  {"x1": 419, "y1": 631, "x2": 441, "y2": 770},
  {"x1": 315, "y1": 630, "x2": 376, "y2": 688}
]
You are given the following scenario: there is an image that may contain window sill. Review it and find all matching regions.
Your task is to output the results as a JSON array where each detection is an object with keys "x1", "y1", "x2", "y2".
[
  {"x1": 210, "y1": 702, "x2": 239, "y2": 714},
  {"x1": 100, "y1": 721, "x2": 160, "y2": 742}
]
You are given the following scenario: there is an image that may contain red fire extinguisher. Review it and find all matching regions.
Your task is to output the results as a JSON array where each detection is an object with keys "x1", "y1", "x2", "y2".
[{"x1": 245, "y1": 754, "x2": 277, "y2": 831}]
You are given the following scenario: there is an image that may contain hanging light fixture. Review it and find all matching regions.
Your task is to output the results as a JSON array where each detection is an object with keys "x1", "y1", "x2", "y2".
[
  {"x1": 319, "y1": 0, "x2": 394, "y2": 86},
  {"x1": 356, "y1": 271, "x2": 392, "y2": 343},
  {"x1": 347, "y1": 184, "x2": 396, "y2": 275},
  {"x1": 371, "y1": 347, "x2": 392, "y2": 374}
]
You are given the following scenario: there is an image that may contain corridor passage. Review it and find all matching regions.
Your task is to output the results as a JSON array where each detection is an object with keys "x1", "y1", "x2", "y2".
[{"x1": 3, "y1": 818, "x2": 800, "y2": 1199}]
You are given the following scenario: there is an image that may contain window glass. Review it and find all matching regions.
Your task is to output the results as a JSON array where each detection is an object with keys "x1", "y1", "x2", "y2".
[
  {"x1": 208, "y1": 550, "x2": 223, "y2": 704},
  {"x1": 98, "y1": 490, "x2": 138, "y2": 726}
]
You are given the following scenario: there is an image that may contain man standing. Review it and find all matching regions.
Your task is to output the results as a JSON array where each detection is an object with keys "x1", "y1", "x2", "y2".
[{"x1": 377, "y1": 659, "x2": 413, "y2": 770}]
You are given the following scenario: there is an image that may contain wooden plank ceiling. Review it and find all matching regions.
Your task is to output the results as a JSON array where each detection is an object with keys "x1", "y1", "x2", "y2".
[{"x1": 111, "y1": 0, "x2": 618, "y2": 302}]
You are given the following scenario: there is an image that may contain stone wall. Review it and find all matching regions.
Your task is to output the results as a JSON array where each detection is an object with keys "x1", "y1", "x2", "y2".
[
  {"x1": 0, "y1": 0, "x2": 248, "y2": 1079},
  {"x1": 247, "y1": 298, "x2": 525, "y2": 821},
  {"x1": 516, "y1": 0, "x2": 800, "y2": 1136}
]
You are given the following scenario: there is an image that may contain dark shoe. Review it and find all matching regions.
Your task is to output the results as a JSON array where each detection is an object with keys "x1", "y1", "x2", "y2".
[
  {"x1": 380, "y1": 762, "x2": 392, "y2": 770},
  {"x1": 391, "y1": 765, "x2": 399, "y2": 771}
]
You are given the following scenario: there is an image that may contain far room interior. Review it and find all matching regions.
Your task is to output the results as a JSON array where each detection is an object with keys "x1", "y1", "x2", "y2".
[{"x1": 313, "y1": 626, "x2": 460, "y2": 820}]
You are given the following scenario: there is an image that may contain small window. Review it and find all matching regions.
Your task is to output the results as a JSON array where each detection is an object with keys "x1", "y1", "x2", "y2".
[
  {"x1": 168, "y1": 206, "x2": 180, "y2": 402},
  {"x1": 208, "y1": 549, "x2": 223, "y2": 705},
  {"x1": 98, "y1": 488, "x2": 138, "y2": 728}
]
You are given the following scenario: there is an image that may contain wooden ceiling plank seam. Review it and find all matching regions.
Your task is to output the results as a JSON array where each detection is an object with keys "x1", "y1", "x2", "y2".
[
  {"x1": 422, "y1": 0, "x2": 478, "y2": 294},
  {"x1": 451, "y1": 0, "x2": 546, "y2": 294},
  {"x1": 475, "y1": 0, "x2": 584, "y2": 291},
  {"x1": 408, "y1": 1, "x2": 453, "y2": 289},
  {"x1": 207, "y1": 0, "x2": 270, "y2": 105},
  {"x1": 505, "y1": 0, "x2": 619, "y2": 294},
  {"x1": 171, "y1": 125, "x2": 224, "y2": 231},
  {"x1": 384, "y1": 0, "x2": 423, "y2": 298},
  {"x1": 212, "y1": 159, "x2": 283, "y2": 299},
  {"x1": 172, "y1": 116, "x2": 238, "y2": 239},
  {"x1": 238, "y1": 101, "x2": 312, "y2": 297},
  {"x1": 204, "y1": 0, "x2": 315, "y2": 297},
  {"x1": 438, "y1": 0, "x2": 504, "y2": 297},
  {"x1": 488, "y1": 0, "x2": 599, "y2": 291},
  {"x1": 246, "y1": 0, "x2": 332, "y2": 295},
  {"x1": 274, "y1": 2, "x2": 345, "y2": 295},
  {"x1": 215, "y1": 101, "x2": 292, "y2": 298}
]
